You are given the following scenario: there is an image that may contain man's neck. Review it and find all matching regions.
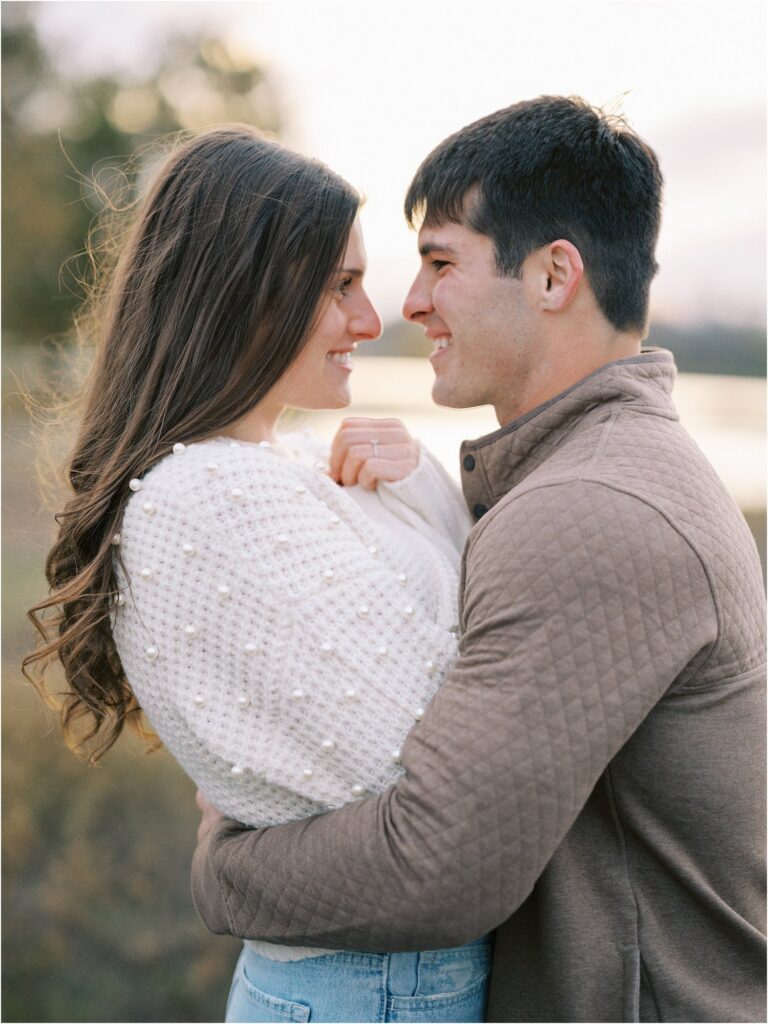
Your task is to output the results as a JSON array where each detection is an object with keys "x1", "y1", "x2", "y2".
[{"x1": 495, "y1": 329, "x2": 643, "y2": 427}]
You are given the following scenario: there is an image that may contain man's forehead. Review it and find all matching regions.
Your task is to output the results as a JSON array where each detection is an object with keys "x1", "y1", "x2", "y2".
[
  {"x1": 417, "y1": 221, "x2": 486, "y2": 256},
  {"x1": 417, "y1": 223, "x2": 466, "y2": 255}
]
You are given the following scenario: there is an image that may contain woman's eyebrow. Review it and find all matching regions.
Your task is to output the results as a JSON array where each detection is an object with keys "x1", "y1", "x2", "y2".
[{"x1": 340, "y1": 266, "x2": 365, "y2": 276}]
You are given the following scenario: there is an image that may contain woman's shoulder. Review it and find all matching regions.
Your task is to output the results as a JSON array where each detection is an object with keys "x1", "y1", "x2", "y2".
[
  {"x1": 118, "y1": 436, "x2": 345, "y2": 557},
  {"x1": 144, "y1": 436, "x2": 305, "y2": 485},
  {"x1": 127, "y1": 438, "x2": 320, "y2": 513}
]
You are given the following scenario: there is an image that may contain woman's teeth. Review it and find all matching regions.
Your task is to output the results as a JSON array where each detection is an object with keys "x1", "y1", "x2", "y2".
[
  {"x1": 432, "y1": 337, "x2": 451, "y2": 352},
  {"x1": 326, "y1": 351, "x2": 352, "y2": 366}
]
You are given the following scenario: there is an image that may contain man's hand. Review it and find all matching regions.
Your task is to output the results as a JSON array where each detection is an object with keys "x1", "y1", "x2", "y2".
[
  {"x1": 195, "y1": 789, "x2": 225, "y2": 845},
  {"x1": 329, "y1": 418, "x2": 419, "y2": 490}
]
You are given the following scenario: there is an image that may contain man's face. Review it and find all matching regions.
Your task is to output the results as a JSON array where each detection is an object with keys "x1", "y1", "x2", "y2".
[{"x1": 402, "y1": 221, "x2": 537, "y2": 423}]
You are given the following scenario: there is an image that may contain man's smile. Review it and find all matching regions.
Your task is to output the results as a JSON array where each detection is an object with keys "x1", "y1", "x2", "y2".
[{"x1": 430, "y1": 335, "x2": 452, "y2": 361}]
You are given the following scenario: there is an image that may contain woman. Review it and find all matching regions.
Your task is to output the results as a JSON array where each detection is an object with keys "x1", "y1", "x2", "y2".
[{"x1": 24, "y1": 125, "x2": 489, "y2": 1023}]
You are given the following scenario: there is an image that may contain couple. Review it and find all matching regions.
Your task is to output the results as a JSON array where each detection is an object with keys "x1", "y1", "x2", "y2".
[{"x1": 27, "y1": 97, "x2": 765, "y2": 1023}]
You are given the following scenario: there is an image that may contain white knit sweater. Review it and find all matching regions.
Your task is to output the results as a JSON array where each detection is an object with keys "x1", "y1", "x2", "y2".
[{"x1": 112, "y1": 434, "x2": 472, "y2": 836}]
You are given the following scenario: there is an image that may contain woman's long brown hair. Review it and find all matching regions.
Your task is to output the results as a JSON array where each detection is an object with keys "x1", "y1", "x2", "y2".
[{"x1": 23, "y1": 124, "x2": 360, "y2": 763}]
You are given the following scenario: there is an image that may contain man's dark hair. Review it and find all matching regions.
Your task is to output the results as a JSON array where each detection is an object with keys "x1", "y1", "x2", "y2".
[{"x1": 404, "y1": 96, "x2": 663, "y2": 332}]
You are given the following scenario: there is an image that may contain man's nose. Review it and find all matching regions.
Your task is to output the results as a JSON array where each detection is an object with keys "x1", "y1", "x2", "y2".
[{"x1": 402, "y1": 273, "x2": 433, "y2": 323}]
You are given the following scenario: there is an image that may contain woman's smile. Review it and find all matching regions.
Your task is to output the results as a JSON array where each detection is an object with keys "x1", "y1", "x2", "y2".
[{"x1": 325, "y1": 345, "x2": 357, "y2": 371}]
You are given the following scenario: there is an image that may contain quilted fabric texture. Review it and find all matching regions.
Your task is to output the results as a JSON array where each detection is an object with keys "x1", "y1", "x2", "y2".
[{"x1": 192, "y1": 351, "x2": 766, "y2": 1023}]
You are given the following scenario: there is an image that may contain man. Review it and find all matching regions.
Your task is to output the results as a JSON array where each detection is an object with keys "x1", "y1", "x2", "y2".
[{"x1": 191, "y1": 97, "x2": 766, "y2": 1022}]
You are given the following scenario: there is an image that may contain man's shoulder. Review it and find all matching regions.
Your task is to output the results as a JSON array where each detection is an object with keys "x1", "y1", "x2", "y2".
[
  {"x1": 464, "y1": 473, "x2": 714, "y2": 624},
  {"x1": 471, "y1": 475, "x2": 693, "y2": 569},
  {"x1": 467, "y1": 442, "x2": 765, "y2": 682},
  {"x1": 478, "y1": 407, "x2": 752, "y2": 569}
]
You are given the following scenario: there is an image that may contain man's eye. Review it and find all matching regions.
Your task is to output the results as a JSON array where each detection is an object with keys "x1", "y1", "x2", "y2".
[{"x1": 431, "y1": 260, "x2": 449, "y2": 271}]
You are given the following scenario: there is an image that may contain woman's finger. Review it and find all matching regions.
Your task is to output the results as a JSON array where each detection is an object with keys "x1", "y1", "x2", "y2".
[
  {"x1": 357, "y1": 457, "x2": 419, "y2": 491},
  {"x1": 330, "y1": 420, "x2": 414, "y2": 480},
  {"x1": 338, "y1": 443, "x2": 418, "y2": 487}
]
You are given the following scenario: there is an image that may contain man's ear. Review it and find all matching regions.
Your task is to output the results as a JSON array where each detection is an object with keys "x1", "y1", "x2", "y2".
[{"x1": 538, "y1": 239, "x2": 584, "y2": 312}]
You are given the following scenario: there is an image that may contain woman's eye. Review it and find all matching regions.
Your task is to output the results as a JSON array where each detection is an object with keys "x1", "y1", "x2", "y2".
[{"x1": 337, "y1": 276, "x2": 353, "y2": 297}]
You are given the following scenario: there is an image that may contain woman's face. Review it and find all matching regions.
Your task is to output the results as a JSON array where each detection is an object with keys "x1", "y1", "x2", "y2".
[{"x1": 273, "y1": 217, "x2": 382, "y2": 410}]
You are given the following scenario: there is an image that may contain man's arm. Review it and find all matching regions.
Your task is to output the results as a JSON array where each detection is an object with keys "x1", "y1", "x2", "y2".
[{"x1": 192, "y1": 480, "x2": 718, "y2": 950}]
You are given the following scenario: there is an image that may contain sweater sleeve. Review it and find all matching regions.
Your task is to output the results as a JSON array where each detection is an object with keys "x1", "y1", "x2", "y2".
[
  {"x1": 191, "y1": 479, "x2": 719, "y2": 949},
  {"x1": 376, "y1": 444, "x2": 474, "y2": 558},
  {"x1": 113, "y1": 443, "x2": 458, "y2": 828},
  {"x1": 279, "y1": 428, "x2": 472, "y2": 558}
]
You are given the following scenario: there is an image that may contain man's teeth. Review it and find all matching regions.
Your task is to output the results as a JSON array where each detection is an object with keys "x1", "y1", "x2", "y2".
[
  {"x1": 432, "y1": 337, "x2": 451, "y2": 352},
  {"x1": 326, "y1": 351, "x2": 352, "y2": 365}
]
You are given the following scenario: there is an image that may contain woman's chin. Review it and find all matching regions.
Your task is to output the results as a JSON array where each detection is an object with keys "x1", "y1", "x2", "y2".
[
  {"x1": 321, "y1": 378, "x2": 352, "y2": 408},
  {"x1": 326, "y1": 392, "x2": 351, "y2": 410},
  {"x1": 289, "y1": 386, "x2": 351, "y2": 412}
]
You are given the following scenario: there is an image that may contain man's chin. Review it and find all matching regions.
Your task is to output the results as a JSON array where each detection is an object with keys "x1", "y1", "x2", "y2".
[{"x1": 431, "y1": 379, "x2": 473, "y2": 410}]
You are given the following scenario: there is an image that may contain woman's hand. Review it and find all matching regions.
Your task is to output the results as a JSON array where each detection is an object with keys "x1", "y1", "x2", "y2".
[
  {"x1": 195, "y1": 789, "x2": 225, "y2": 845},
  {"x1": 329, "y1": 418, "x2": 419, "y2": 490}
]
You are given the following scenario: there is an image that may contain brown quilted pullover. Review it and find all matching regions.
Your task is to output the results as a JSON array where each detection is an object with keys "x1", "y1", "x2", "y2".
[{"x1": 192, "y1": 349, "x2": 766, "y2": 1023}]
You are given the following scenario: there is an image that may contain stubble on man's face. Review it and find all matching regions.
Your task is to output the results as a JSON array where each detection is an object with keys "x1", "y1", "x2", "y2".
[{"x1": 427, "y1": 238, "x2": 536, "y2": 417}]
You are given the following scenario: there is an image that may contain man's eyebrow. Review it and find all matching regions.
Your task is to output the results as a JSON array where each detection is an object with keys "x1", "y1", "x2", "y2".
[{"x1": 418, "y1": 242, "x2": 459, "y2": 257}]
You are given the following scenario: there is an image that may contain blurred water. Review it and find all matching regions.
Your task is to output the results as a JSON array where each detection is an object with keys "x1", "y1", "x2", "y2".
[{"x1": 306, "y1": 357, "x2": 766, "y2": 513}]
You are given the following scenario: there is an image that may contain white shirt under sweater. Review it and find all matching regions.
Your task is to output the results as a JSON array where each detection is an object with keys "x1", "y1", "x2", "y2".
[{"x1": 112, "y1": 432, "x2": 472, "y2": 960}]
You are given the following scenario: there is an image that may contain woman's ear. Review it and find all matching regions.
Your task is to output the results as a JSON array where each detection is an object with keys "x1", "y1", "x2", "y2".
[{"x1": 539, "y1": 239, "x2": 584, "y2": 312}]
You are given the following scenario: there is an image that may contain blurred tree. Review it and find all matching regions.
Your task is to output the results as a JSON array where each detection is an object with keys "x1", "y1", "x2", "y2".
[{"x1": 2, "y1": 1, "x2": 283, "y2": 349}]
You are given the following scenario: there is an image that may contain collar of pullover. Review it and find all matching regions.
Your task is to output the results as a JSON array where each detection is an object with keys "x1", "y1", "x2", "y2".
[{"x1": 459, "y1": 347, "x2": 679, "y2": 520}]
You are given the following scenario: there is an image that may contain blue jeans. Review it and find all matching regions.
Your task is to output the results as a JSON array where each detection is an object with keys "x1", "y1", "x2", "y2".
[{"x1": 225, "y1": 937, "x2": 491, "y2": 1022}]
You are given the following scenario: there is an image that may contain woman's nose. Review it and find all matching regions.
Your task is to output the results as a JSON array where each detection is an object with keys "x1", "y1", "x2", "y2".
[{"x1": 352, "y1": 294, "x2": 383, "y2": 343}]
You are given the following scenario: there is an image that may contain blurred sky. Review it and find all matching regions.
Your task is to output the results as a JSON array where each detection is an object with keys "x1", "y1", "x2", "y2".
[{"x1": 34, "y1": 0, "x2": 767, "y2": 328}]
